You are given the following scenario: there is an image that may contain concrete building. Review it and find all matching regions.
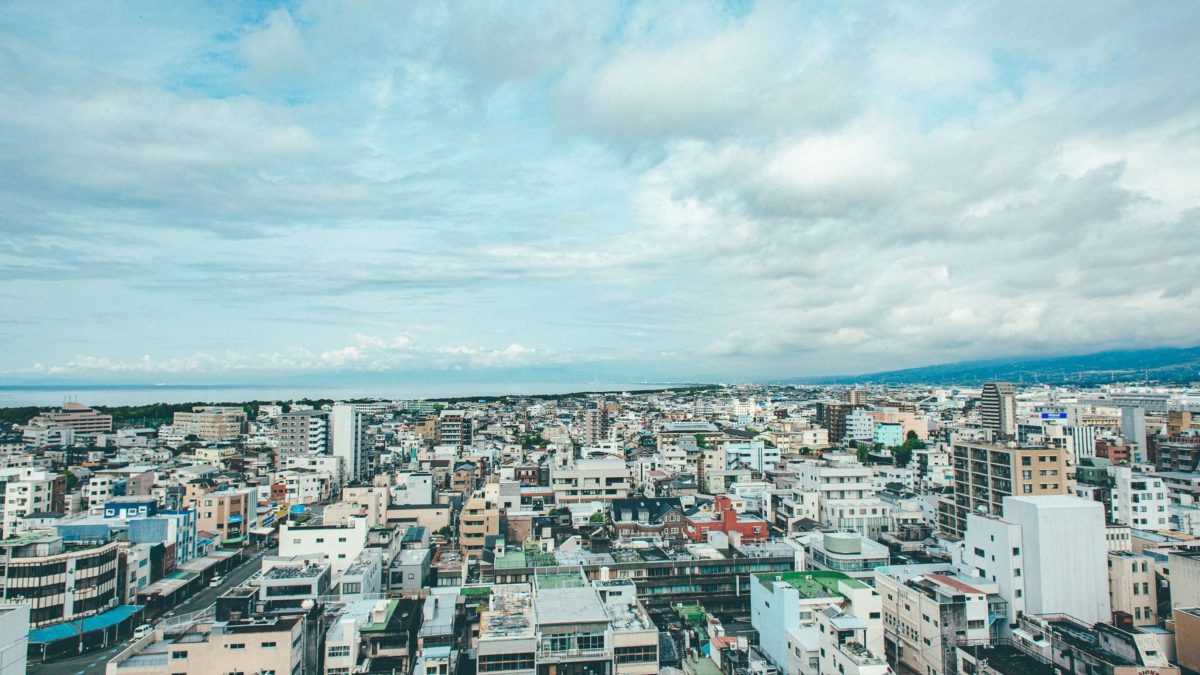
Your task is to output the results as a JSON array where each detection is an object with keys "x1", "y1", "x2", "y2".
[
  {"x1": 25, "y1": 403, "x2": 112, "y2": 434},
  {"x1": 960, "y1": 495, "x2": 1110, "y2": 629},
  {"x1": 0, "y1": 604, "x2": 28, "y2": 675},
  {"x1": 723, "y1": 439, "x2": 779, "y2": 473},
  {"x1": 1108, "y1": 551, "x2": 1157, "y2": 625},
  {"x1": 277, "y1": 409, "x2": 330, "y2": 455},
  {"x1": 105, "y1": 614, "x2": 304, "y2": 675},
  {"x1": 981, "y1": 382, "x2": 1017, "y2": 439},
  {"x1": 876, "y1": 564, "x2": 1002, "y2": 675},
  {"x1": 0, "y1": 532, "x2": 119, "y2": 628},
  {"x1": 750, "y1": 570, "x2": 884, "y2": 675},
  {"x1": 940, "y1": 440, "x2": 1074, "y2": 538},
  {"x1": 331, "y1": 403, "x2": 367, "y2": 485},
  {"x1": 436, "y1": 410, "x2": 471, "y2": 450},
  {"x1": 193, "y1": 489, "x2": 252, "y2": 545},
  {"x1": 459, "y1": 492, "x2": 499, "y2": 559},
  {"x1": 277, "y1": 516, "x2": 369, "y2": 581},
  {"x1": 171, "y1": 406, "x2": 246, "y2": 442},
  {"x1": 1110, "y1": 466, "x2": 1169, "y2": 531},
  {"x1": 0, "y1": 468, "x2": 63, "y2": 539},
  {"x1": 550, "y1": 457, "x2": 630, "y2": 504}
]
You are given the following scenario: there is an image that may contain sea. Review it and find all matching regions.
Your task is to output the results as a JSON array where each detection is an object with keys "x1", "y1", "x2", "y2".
[{"x1": 0, "y1": 382, "x2": 681, "y2": 408}]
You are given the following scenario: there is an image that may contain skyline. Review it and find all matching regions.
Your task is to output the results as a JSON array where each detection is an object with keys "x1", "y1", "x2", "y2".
[{"x1": 3, "y1": 2, "x2": 1199, "y2": 384}]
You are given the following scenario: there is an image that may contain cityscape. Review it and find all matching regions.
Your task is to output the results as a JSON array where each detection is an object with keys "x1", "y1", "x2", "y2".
[{"x1": 2, "y1": 2, "x2": 1200, "y2": 675}]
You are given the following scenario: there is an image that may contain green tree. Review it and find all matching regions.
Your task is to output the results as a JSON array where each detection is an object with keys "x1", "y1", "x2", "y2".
[
  {"x1": 856, "y1": 445, "x2": 870, "y2": 463},
  {"x1": 588, "y1": 510, "x2": 606, "y2": 524}
]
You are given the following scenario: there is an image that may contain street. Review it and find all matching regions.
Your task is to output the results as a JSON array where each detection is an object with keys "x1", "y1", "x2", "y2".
[{"x1": 28, "y1": 546, "x2": 276, "y2": 675}]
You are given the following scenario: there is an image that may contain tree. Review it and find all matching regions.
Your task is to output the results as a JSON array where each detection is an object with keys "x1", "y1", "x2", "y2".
[
  {"x1": 589, "y1": 510, "x2": 606, "y2": 525},
  {"x1": 856, "y1": 445, "x2": 870, "y2": 464},
  {"x1": 893, "y1": 445, "x2": 913, "y2": 468}
]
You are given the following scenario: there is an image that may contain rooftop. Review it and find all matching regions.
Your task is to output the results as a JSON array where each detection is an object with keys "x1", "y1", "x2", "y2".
[
  {"x1": 754, "y1": 571, "x2": 863, "y2": 598},
  {"x1": 535, "y1": 586, "x2": 608, "y2": 625}
]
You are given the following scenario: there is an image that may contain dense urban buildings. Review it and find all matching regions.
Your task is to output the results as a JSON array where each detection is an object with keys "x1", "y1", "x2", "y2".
[{"x1": 0, "y1": 380, "x2": 1196, "y2": 673}]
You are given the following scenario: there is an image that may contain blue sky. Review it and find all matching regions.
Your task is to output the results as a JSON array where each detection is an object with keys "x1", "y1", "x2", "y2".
[{"x1": 1, "y1": 1, "x2": 1198, "y2": 384}]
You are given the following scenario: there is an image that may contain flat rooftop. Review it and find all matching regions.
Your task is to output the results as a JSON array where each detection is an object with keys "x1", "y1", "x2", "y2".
[{"x1": 535, "y1": 587, "x2": 608, "y2": 625}]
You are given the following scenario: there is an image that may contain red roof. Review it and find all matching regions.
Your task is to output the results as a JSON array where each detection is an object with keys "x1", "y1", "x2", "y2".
[{"x1": 927, "y1": 573, "x2": 985, "y2": 595}]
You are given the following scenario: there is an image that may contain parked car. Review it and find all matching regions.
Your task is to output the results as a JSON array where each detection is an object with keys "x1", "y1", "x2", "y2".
[
  {"x1": 209, "y1": 575, "x2": 223, "y2": 587},
  {"x1": 132, "y1": 624, "x2": 152, "y2": 640}
]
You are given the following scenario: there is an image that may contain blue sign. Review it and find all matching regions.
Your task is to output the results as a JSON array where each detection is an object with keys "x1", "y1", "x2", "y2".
[
  {"x1": 289, "y1": 505, "x2": 307, "y2": 514},
  {"x1": 1040, "y1": 412, "x2": 1068, "y2": 420}
]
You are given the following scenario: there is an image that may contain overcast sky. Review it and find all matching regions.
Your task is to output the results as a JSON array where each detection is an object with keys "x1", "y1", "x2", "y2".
[{"x1": 2, "y1": 1, "x2": 1198, "y2": 384}]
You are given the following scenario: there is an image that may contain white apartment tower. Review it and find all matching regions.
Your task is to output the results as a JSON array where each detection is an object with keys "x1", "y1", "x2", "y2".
[{"x1": 331, "y1": 404, "x2": 366, "y2": 485}]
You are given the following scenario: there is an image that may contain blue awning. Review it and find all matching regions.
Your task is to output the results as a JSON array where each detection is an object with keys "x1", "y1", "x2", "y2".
[{"x1": 28, "y1": 605, "x2": 144, "y2": 644}]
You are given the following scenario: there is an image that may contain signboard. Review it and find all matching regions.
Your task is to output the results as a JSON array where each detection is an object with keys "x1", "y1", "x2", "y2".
[
  {"x1": 289, "y1": 504, "x2": 307, "y2": 514},
  {"x1": 1040, "y1": 412, "x2": 1068, "y2": 420}
]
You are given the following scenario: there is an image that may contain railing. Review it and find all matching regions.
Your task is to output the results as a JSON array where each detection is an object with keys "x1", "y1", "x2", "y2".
[
  {"x1": 536, "y1": 645, "x2": 610, "y2": 660},
  {"x1": 117, "y1": 653, "x2": 168, "y2": 668}
]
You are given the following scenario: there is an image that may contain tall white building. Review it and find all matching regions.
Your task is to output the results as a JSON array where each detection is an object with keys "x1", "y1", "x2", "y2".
[
  {"x1": 981, "y1": 382, "x2": 1017, "y2": 439},
  {"x1": 1109, "y1": 466, "x2": 1169, "y2": 531},
  {"x1": 959, "y1": 495, "x2": 1110, "y2": 629},
  {"x1": 331, "y1": 404, "x2": 366, "y2": 485}
]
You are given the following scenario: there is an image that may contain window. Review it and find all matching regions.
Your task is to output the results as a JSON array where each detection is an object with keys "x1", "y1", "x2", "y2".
[
  {"x1": 615, "y1": 645, "x2": 656, "y2": 663},
  {"x1": 172, "y1": 651, "x2": 188, "y2": 660},
  {"x1": 328, "y1": 645, "x2": 351, "y2": 658},
  {"x1": 478, "y1": 653, "x2": 534, "y2": 672},
  {"x1": 227, "y1": 643, "x2": 246, "y2": 650},
  {"x1": 261, "y1": 641, "x2": 277, "y2": 648}
]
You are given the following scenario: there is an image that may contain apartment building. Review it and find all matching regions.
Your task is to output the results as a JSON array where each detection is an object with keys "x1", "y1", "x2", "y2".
[
  {"x1": 550, "y1": 457, "x2": 630, "y2": 504},
  {"x1": 1110, "y1": 466, "x2": 1169, "y2": 531},
  {"x1": 277, "y1": 409, "x2": 330, "y2": 455},
  {"x1": 1108, "y1": 551, "x2": 1157, "y2": 625},
  {"x1": 277, "y1": 516, "x2": 368, "y2": 581},
  {"x1": 0, "y1": 468, "x2": 64, "y2": 539},
  {"x1": 980, "y1": 382, "x2": 1017, "y2": 439},
  {"x1": 459, "y1": 492, "x2": 499, "y2": 559},
  {"x1": 875, "y1": 563, "x2": 1001, "y2": 675},
  {"x1": 331, "y1": 404, "x2": 367, "y2": 485},
  {"x1": 171, "y1": 406, "x2": 246, "y2": 442},
  {"x1": 939, "y1": 440, "x2": 1074, "y2": 538},
  {"x1": 436, "y1": 410, "x2": 471, "y2": 449}
]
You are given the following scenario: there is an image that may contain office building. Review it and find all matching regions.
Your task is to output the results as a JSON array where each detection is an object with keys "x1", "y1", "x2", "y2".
[
  {"x1": 170, "y1": 406, "x2": 246, "y2": 442},
  {"x1": 25, "y1": 403, "x2": 113, "y2": 435}
]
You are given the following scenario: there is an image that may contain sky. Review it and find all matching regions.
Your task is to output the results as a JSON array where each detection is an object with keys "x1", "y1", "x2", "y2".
[{"x1": 1, "y1": 1, "x2": 1199, "y2": 385}]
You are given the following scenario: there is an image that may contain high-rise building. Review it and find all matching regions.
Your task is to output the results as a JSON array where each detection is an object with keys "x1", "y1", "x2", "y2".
[
  {"x1": 938, "y1": 440, "x2": 1074, "y2": 538},
  {"x1": 980, "y1": 382, "x2": 1016, "y2": 439},
  {"x1": 436, "y1": 409, "x2": 471, "y2": 449},
  {"x1": 580, "y1": 405, "x2": 609, "y2": 446},
  {"x1": 278, "y1": 409, "x2": 330, "y2": 455},
  {"x1": 331, "y1": 404, "x2": 366, "y2": 485}
]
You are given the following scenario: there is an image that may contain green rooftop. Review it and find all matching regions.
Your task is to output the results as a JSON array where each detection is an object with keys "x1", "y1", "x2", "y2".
[
  {"x1": 360, "y1": 599, "x2": 399, "y2": 632},
  {"x1": 535, "y1": 572, "x2": 587, "y2": 589},
  {"x1": 754, "y1": 570, "x2": 864, "y2": 598}
]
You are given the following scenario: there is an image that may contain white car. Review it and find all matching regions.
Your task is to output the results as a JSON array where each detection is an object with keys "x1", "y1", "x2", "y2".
[
  {"x1": 132, "y1": 624, "x2": 152, "y2": 640},
  {"x1": 209, "y1": 575, "x2": 223, "y2": 587}
]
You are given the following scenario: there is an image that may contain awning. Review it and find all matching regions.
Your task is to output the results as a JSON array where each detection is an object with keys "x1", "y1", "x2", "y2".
[
  {"x1": 28, "y1": 605, "x2": 144, "y2": 644},
  {"x1": 136, "y1": 574, "x2": 194, "y2": 597},
  {"x1": 177, "y1": 556, "x2": 222, "y2": 573},
  {"x1": 250, "y1": 527, "x2": 275, "y2": 536}
]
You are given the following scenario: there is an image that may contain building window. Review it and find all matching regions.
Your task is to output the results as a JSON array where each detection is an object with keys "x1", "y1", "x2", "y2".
[
  {"x1": 328, "y1": 645, "x2": 351, "y2": 658},
  {"x1": 227, "y1": 643, "x2": 245, "y2": 650},
  {"x1": 261, "y1": 641, "x2": 277, "y2": 648},
  {"x1": 172, "y1": 651, "x2": 188, "y2": 659}
]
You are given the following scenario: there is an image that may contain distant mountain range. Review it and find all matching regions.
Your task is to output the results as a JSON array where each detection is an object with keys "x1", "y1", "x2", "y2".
[{"x1": 780, "y1": 345, "x2": 1200, "y2": 386}]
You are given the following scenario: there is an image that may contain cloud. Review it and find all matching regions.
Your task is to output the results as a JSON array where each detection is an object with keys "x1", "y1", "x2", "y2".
[{"x1": 1, "y1": 1, "x2": 1199, "y2": 382}]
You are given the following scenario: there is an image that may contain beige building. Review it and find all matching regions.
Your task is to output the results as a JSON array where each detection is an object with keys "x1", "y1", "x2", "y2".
[
  {"x1": 459, "y1": 492, "x2": 499, "y2": 559},
  {"x1": 25, "y1": 402, "x2": 112, "y2": 434},
  {"x1": 1173, "y1": 607, "x2": 1200, "y2": 673},
  {"x1": 193, "y1": 490, "x2": 252, "y2": 544},
  {"x1": 939, "y1": 441, "x2": 1074, "y2": 538},
  {"x1": 171, "y1": 406, "x2": 246, "y2": 442},
  {"x1": 1109, "y1": 551, "x2": 1157, "y2": 625},
  {"x1": 106, "y1": 615, "x2": 303, "y2": 675}
]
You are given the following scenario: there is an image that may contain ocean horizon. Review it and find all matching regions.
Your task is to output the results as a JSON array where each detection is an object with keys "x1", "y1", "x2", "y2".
[{"x1": 0, "y1": 382, "x2": 694, "y2": 408}]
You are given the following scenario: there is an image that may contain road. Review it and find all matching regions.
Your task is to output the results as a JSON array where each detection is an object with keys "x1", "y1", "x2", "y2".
[{"x1": 29, "y1": 546, "x2": 276, "y2": 675}]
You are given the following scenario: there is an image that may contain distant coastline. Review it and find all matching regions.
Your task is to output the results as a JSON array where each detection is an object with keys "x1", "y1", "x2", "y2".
[{"x1": 0, "y1": 382, "x2": 705, "y2": 408}]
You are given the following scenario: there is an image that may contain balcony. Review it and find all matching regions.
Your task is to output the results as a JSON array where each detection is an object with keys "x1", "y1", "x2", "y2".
[{"x1": 537, "y1": 645, "x2": 611, "y2": 661}]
